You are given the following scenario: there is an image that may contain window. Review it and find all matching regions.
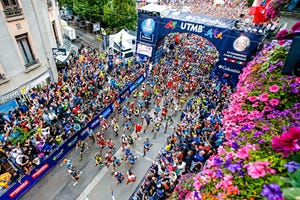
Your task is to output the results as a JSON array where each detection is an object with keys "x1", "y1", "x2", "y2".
[
  {"x1": 1, "y1": 0, "x2": 18, "y2": 8},
  {"x1": 16, "y1": 34, "x2": 36, "y2": 67}
]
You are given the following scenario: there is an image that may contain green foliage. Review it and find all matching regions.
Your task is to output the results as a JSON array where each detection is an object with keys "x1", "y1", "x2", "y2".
[
  {"x1": 58, "y1": 0, "x2": 74, "y2": 8},
  {"x1": 11, "y1": 127, "x2": 35, "y2": 145},
  {"x1": 281, "y1": 168, "x2": 300, "y2": 200},
  {"x1": 103, "y1": 0, "x2": 137, "y2": 32},
  {"x1": 247, "y1": 0, "x2": 254, "y2": 6},
  {"x1": 59, "y1": 0, "x2": 108, "y2": 23}
]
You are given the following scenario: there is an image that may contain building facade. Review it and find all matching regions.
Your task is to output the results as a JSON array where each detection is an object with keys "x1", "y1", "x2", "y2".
[{"x1": 0, "y1": 0, "x2": 62, "y2": 108}]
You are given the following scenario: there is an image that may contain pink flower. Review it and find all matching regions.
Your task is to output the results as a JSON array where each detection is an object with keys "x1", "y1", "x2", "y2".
[
  {"x1": 291, "y1": 21, "x2": 300, "y2": 33},
  {"x1": 270, "y1": 98, "x2": 280, "y2": 106},
  {"x1": 244, "y1": 161, "x2": 274, "y2": 179},
  {"x1": 247, "y1": 96, "x2": 257, "y2": 102},
  {"x1": 269, "y1": 85, "x2": 280, "y2": 93},
  {"x1": 252, "y1": 102, "x2": 259, "y2": 108},
  {"x1": 259, "y1": 93, "x2": 269, "y2": 102},
  {"x1": 236, "y1": 146, "x2": 250, "y2": 159},
  {"x1": 193, "y1": 177, "x2": 202, "y2": 191},
  {"x1": 263, "y1": 106, "x2": 272, "y2": 112},
  {"x1": 296, "y1": 77, "x2": 300, "y2": 84},
  {"x1": 271, "y1": 127, "x2": 300, "y2": 156}
]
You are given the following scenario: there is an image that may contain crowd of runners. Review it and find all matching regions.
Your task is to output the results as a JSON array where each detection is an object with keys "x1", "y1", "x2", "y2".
[
  {"x1": 1, "y1": 29, "x2": 232, "y2": 200},
  {"x1": 0, "y1": 47, "x2": 146, "y2": 188}
]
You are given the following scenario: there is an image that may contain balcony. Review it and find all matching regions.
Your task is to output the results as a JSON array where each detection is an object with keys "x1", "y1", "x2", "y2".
[
  {"x1": 4, "y1": 7, "x2": 24, "y2": 21},
  {"x1": 47, "y1": 0, "x2": 53, "y2": 10}
]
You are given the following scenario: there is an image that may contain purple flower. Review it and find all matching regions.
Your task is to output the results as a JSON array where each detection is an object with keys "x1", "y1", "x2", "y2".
[
  {"x1": 238, "y1": 170, "x2": 245, "y2": 177},
  {"x1": 227, "y1": 163, "x2": 242, "y2": 173},
  {"x1": 215, "y1": 169, "x2": 223, "y2": 178},
  {"x1": 214, "y1": 157, "x2": 223, "y2": 167},
  {"x1": 231, "y1": 142, "x2": 239, "y2": 150},
  {"x1": 254, "y1": 131, "x2": 263, "y2": 138},
  {"x1": 258, "y1": 139, "x2": 266, "y2": 144},
  {"x1": 261, "y1": 183, "x2": 283, "y2": 200},
  {"x1": 284, "y1": 161, "x2": 300, "y2": 173},
  {"x1": 224, "y1": 159, "x2": 232, "y2": 168},
  {"x1": 290, "y1": 88, "x2": 299, "y2": 93}
]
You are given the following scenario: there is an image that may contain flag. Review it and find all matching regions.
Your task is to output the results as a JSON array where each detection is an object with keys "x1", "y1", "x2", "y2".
[{"x1": 249, "y1": 0, "x2": 269, "y2": 23}]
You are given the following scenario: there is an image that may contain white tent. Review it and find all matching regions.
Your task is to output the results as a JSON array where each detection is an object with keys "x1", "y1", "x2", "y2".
[
  {"x1": 214, "y1": 0, "x2": 225, "y2": 6},
  {"x1": 109, "y1": 29, "x2": 136, "y2": 53}
]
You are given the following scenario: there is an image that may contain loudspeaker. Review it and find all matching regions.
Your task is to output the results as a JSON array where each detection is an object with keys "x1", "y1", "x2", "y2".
[{"x1": 282, "y1": 35, "x2": 300, "y2": 76}]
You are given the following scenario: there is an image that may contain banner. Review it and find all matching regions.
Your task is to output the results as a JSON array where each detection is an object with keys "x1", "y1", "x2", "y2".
[
  {"x1": 1, "y1": 74, "x2": 145, "y2": 200},
  {"x1": 136, "y1": 8, "x2": 263, "y2": 85}
]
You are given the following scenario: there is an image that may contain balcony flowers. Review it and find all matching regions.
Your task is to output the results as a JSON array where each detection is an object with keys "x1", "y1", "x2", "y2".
[{"x1": 170, "y1": 23, "x2": 300, "y2": 200}]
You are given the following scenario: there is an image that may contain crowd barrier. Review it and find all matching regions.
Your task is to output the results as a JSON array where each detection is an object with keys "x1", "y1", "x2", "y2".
[{"x1": 1, "y1": 74, "x2": 146, "y2": 200}]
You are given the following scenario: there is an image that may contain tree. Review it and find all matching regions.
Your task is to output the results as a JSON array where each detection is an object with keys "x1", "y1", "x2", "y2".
[
  {"x1": 58, "y1": 0, "x2": 108, "y2": 23},
  {"x1": 103, "y1": 0, "x2": 137, "y2": 33}
]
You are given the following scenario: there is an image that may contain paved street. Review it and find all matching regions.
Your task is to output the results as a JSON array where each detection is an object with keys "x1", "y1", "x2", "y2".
[
  {"x1": 70, "y1": 24, "x2": 103, "y2": 51},
  {"x1": 20, "y1": 93, "x2": 180, "y2": 200}
]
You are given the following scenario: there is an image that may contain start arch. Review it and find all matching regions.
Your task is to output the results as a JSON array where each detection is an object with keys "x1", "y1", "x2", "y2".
[{"x1": 136, "y1": 4, "x2": 263, "y2": 86}]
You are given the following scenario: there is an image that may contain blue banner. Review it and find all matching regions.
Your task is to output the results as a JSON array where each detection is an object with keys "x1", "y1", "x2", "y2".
[{"x1": 1, "y1": 74, "x2": 145, "y2": 200}]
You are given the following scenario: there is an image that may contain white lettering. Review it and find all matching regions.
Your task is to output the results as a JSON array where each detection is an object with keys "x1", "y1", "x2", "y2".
[
  {"x1": 218, "y1": 65, "x2": 241, "y2": 74},
  {"x1": 180, "y1": 22, "x2": 203, "y2": 33}
]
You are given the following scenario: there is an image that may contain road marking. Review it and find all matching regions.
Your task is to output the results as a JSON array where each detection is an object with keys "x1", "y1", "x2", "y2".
[{"x1": 76, "y1": 148, "x2": 123, "y2": 200}]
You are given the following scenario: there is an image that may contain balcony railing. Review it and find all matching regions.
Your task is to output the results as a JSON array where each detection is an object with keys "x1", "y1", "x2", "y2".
[{"x1": 4, "y1": 7, "x2": 23, "y2": 18}]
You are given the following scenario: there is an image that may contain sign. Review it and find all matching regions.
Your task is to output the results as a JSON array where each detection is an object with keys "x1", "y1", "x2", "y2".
[
  {"x1": 1, "y1": 74, "x2": 146, "y2": 200},
  {"x1": 52, "y1": 48, "x2": 67, "y2": 56},
  {"x1": 137, "y1": 43, "x2": 153, "y2": 57},
  {"x1": 93, "y1": 22, "x2": 100, "y2": 32}
]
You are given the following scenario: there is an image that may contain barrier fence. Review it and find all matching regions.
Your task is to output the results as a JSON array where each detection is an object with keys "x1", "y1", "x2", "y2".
[{"x1": 1, "y1": 74, "x2": 145, "y2": 200}]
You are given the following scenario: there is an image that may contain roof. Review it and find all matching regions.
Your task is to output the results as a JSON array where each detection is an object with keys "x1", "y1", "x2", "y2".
[
  {"x1": 110, "y1": 29, "x2": 136, "y2": 50},
  {"x1": 139, "y1": 3, "x2": 168, "y2": 14}
]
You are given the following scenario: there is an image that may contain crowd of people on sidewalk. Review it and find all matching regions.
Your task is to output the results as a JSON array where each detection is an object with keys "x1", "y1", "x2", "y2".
[
  {"x1": 0, "y1": 47, "x2": 146, "y2": 189},
  {"x1": 132, "y1": 33, "x2": 232, "y2": 200}
]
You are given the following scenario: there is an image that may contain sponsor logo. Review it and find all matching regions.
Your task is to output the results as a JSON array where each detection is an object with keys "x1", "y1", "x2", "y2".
[
  {"x1": 68, "y1": 136, "x2": 78, "y2": 147},
  {"x1": 32, "y1": 164, "x2": 49, "y2": 179},
  {"x1": 52, "y1": 149, "x2": 64, "y2": 161},
  {"x1": 90, "y1": 119, "x2": 99, "y2": 128},
  {"x1": 9, "y1": 180, "x2": 29, "y2": 198},
  {"x1": 165, "y1": 20, "x2": 177, "y2": 29},
  {"x1": 233, "y1": 35, "x2": 250, "y2": 52},
  {"x1": 101, "y1": 108, "x2": 111, "y2": 118},
  {"x1": 180, "y1": 22, "x2": 204, "y2": 33},
  {"x1": 141, "y1": 18, "x2": 155, "y2": 36},
  {"x1": 218, "y1": 65, "x2": 241, "y2": 74}
]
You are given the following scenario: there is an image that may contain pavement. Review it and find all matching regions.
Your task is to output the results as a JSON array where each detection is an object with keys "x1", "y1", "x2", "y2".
[
  {"x1": 20, "y1": 90, "x2": 180, "y2": 200},
  {"x1": 69, "y1": 23, "x2": 103, "y2": 51}
]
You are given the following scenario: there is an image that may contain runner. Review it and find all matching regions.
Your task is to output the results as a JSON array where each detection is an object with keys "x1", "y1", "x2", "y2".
[
  {"x1": 125, "y1": 169, "x2": 136, "y2": 185},
  {"x1": 112, "y1": 156, "x2": 122, "y2": 171},
  {"x1": 106, "y1": 138, "x2": 116, "y2": 152},
  {"x1": 62, "y1": 158, "x2": 73, "y2": 170},
  {"x1": 67, "y1": 165, "x2": 81, "y2": 186},
  {"x1": 112, "y1": 119, "x2": 120, "y2": 137},
  {"x1": 87, "y1": 128, "x2": 95, "y2": 143},
  {"x1": 121, "y1": 134, "x2": 128, "y2": 152},
  {"x1": 113, "y1": 171, "x2": 124, "y2": 185},
  {"x1": 76, "y1": 140, "x2": 89, "y2": 161},
  {"x1": 143, "y1": 138, "x2": 153, "y2": 157},
  {"x1": 96, "y1": 133, "x2": 106, "y2": 156},
  {"x1": 94, "y1": 153, "x2": 104, "y2": 167},
  {"x1": 128, "y1": 154, "x2": 137, "y2": 170}
]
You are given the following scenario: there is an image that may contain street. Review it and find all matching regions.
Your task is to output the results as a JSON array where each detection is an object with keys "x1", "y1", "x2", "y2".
[{"x1": 20, "y1": 93, "x2": 180, "y2": 200}]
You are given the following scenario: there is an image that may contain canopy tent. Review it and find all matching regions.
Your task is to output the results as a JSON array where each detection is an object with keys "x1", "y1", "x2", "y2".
[
  {"x1": 214, "y1": 0, "x2": 225, "y2": 6},
  {"x1": 109, "y1": 29, "x2": 136, "y2": 52}
]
